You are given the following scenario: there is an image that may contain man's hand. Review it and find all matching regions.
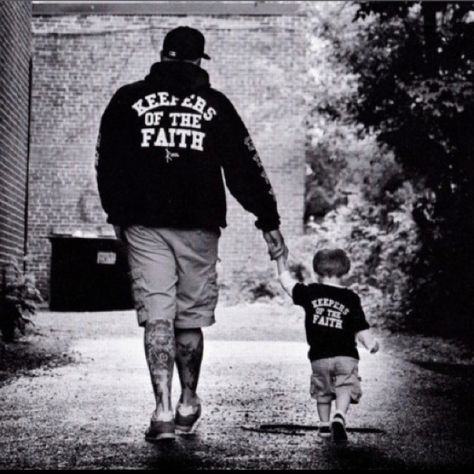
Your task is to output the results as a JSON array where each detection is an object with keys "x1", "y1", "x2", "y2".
[{"x1": 263, "y1": 229, "x2": 288, "y2": 261}]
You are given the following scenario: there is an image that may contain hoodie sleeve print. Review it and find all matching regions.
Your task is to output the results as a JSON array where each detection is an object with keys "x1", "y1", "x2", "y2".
[
  {"x1": 95, "y1": 89, "x2": 133, "y2": 225},
  {"x1": 217, "y1": 95, "x2": 281, "y2": 232}
]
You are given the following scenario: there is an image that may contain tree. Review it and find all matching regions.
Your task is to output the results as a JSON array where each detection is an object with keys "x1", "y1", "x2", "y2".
[
  {"x1": 351, "y1": 1, "x2": 474, "y2": 337},
  {"x1": 302, "y1": 2, "x2": 419, "y2": 329}
]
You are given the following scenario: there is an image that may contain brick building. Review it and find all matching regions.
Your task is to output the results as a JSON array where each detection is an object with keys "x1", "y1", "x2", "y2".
[
  {"x1": 0, "y1": 1, "x2": 32, "y2": 272},
  {"x1": 29, "y1": 2, "x2": 307, "y2": 299}
]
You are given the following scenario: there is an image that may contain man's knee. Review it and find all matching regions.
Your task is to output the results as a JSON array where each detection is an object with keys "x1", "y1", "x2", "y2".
[{"x1": 145, "y1": 319, "x2": 174, "y2": 334}]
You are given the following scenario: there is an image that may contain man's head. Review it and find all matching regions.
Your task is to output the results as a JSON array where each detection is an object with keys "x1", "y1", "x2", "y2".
[
  {"x1": 313, "y1": 249, "x2": 351, "y2": 278},
  {"x1": 161, "y1": 26, "x2": 210, "y2": 66}
]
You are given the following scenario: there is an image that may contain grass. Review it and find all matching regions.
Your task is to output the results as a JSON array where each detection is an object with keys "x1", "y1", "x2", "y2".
[{"x1": 0, "y1": 326, "x2": 77, "y2": 386}]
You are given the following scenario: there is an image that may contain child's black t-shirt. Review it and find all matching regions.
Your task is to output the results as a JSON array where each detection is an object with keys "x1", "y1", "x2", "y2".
[{"x1": 292, "y1": 283, "x2": 370, "y2": 361}]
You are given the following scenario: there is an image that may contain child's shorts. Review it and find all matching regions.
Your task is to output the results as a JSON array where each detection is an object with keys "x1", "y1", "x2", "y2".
[{"x1": 310, "y1": 356, "x2": 362, "y2": 404}]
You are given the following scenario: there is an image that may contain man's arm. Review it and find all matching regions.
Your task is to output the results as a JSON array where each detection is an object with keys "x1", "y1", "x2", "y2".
[
  {"x1": 95, "y1": 89, "x2": 133, "y2": 226},
  {"x1": 264, "y1": 230, "x2": 288, "y2": 260}
]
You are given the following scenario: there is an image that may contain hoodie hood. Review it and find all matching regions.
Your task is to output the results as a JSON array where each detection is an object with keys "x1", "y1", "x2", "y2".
[{"x1": 145, "y1": 61, "x2": 210, "y2": 94}]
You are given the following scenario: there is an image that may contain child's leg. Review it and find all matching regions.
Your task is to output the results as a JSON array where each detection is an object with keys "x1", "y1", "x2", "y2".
[
  {"x1": 333, "y1": 357, "x2": 362, "y2": 416},
  {"x1": 311, "y1": 360, "x2": 334, "y2": 412},
  {"x1": 331, "y1": 357, "x2": 357, "y2": 443},
  {"x1": 331, "y1": 357, "x2": 361, "y2": 442},
  {"x1": 317, "y1": 402, "x2": 331, "y2": 422},
  {"x1": 335, "y1": 391, "x2": 351, "y2": 417},
  {"x1": 311, "y1": 359, "x2": 334, "y2": 438}
]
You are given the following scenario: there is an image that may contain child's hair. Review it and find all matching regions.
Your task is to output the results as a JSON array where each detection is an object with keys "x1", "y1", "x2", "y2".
[{"x1": 313, "y1": 249, "x2": 351, "y2": 277}]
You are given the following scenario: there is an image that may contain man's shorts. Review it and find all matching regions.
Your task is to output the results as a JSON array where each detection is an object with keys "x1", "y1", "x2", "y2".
[
  {"x1": 310, "y1": 356, "x2": 362, "y2": 404},
  {"x1": 123, "y1": 226, "x2": 219, "y2": 329}
]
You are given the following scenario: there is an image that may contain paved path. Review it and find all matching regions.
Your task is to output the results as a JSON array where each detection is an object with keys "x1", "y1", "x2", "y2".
[{"x1": 1, "y1": 312, "x2": 473, "y2": 469}]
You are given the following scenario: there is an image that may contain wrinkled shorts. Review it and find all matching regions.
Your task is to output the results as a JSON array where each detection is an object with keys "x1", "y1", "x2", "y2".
[
  {"x1": 123, "y1": 226, "x2": 219, "y2": 329},
  {"x1": 310, "y1": 356, "x2": 362, "y2": 404}
]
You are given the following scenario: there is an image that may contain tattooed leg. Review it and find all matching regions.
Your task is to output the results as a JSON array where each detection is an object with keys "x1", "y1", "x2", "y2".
[
  {"x1": 144, "y1": 319, "x2": 175, "y2": 416},
  {"x1": 175, "y1": 328, "x2": 204, "y2": 406}
]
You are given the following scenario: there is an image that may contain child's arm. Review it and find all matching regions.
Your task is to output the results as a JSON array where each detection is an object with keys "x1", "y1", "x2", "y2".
[
  {"x1": 276, "y1": 255, "x2": 298, "y2": 297},
  {"x1": 356, "y1": 329, "x2": 380, "y2": 354}
]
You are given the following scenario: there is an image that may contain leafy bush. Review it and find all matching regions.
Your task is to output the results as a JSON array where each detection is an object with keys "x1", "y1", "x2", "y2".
[
  {"x1": 222, "y1": 2, "x2": 472, "y2": 338},
  {"x1": 220, "y1": 260, "x2": 284, "y2": 306},
  {"x1": 221, "y1": 181, "x2": 419, "y2": 330},
  {"x1": 295, "y1": 1, "x2": 421, "y2": 329},
  {"x1": 0, "y1": 257, "x2": 43, "y2": 343}
]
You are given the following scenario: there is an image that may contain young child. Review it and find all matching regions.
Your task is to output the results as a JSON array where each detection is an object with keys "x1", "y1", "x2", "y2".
[{"x1": 277, "y1": 248, "x2": 379, "y2": 443}]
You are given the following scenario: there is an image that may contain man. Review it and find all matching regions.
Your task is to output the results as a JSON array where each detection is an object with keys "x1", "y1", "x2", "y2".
[{"x1": 96, "y1": 26, "x2": 287, "y2": 442}]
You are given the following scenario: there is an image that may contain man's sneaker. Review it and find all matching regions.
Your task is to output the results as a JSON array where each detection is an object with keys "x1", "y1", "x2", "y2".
[
  {"x1": 318, "y1": 422, "x2": 331, "y2": 439},
  {"x1": 175, "y1": 402, "x2": 202, "y2": 434},
  {"x1": 145, "y1": 415, "x2": 175, "y2": 442},
  {"x1": 331, "y1": 412, "x2": 348, "y2": 444}
]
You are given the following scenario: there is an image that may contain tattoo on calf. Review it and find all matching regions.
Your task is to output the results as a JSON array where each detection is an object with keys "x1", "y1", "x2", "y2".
[
  {"x1": 176, "y1": 334, "x2": 204, "y2": 393},
  {"x1": 144, "y1": 320, "x2": 175, "y2": 405}
]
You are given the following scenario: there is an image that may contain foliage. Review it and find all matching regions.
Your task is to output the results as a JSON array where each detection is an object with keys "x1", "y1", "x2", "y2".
[
  {"x1": 225, "y1": 1, "x2": 473, "y2": 338},
  {"x1": 219, "y1": 259, "x2": 284, "y2": 306},
  {"x1": 220, "y1": 2, "x2": 422, "y2": 331},
  {"x1": 0, "y1": 257, "x2": 43, "y2": 343},
  {"x1": 304, "y1": 2, "x2": 406, "y2": 217},
  {"x1": 348, "y1": 1, "x2": 474, "y2": 337},
  {"x1": 221, "y1": 188, "x2": 419, "y2": 330},
  {"x1": 297, "y1": 1, "x2": 420, "y2": 329}
]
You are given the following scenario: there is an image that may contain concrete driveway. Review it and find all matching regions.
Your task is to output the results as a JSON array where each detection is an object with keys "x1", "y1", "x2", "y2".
[{"x1": 0, "y1": 308, "x2": 473, "y2": 469}]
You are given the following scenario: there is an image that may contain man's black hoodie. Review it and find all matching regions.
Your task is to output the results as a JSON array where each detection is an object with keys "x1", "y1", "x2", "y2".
[{"x1": 96, "y1": 61, "x2": 280, "y2": 232}]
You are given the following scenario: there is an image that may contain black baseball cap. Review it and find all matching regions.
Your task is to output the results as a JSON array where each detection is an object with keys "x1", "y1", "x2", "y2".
[{"x1": 162, "y1": 26, "x2": 211, "y2": 61}]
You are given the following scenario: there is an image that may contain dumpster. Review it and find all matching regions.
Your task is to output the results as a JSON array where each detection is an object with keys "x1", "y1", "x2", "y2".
[{"x1": 49, "y1": 234, "x2": 134, "y2": 311}]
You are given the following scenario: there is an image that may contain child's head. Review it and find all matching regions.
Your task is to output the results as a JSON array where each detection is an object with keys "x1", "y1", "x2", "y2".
[{"x1": 312, "y1": 249, "x2": 351, "y2": 278}]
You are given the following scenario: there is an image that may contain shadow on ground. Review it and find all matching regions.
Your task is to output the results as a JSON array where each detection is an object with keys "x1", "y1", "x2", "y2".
[
  {"x1": 138, "y1": 434, "x2": 413, "y2": 470},
  {"x1": 242, "y1": 423, "x2": 385, "y2": 435},
  {"x1": 409, "y1": 360, "x2": 474, "y2": 377},
  {"x1": 318, "y1": 443, "x2": 413, "y2": 470},
  {"x1": 142, "y1": 439, "x2": 205, "y2": 470},
  {"x1": 2, "y1": 310, "x2": 474, "y2": 469}
]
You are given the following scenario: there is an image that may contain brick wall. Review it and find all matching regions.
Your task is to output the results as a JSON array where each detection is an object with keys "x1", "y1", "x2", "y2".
[
  {"x1": 29, "y1": 12, "x2": 307, "y2": 298},
  {"x1": 0, "y1": 1, "x2": 31, "y2": 272}
]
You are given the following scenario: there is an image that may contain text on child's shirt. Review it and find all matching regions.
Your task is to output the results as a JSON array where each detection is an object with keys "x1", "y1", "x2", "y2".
[{"x1": 311, "y1": 298, "x2": 350, "y2": 330}]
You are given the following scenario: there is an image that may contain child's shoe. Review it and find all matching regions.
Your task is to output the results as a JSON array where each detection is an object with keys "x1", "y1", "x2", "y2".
[
  {"x1": 331, "y1": 411, "x2": 348, "y2": 443},
  {"x1": 318, "y1": 421, "x2": 331, "y2": 439}
]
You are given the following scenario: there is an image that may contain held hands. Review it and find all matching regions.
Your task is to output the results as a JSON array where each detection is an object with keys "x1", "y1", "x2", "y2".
[
  {"x1": 263, "y1": 229, "x2": 288, "y2": 261},
  {"x1": 275, "y1": 252, "x2": 296, "y2": 297}
]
